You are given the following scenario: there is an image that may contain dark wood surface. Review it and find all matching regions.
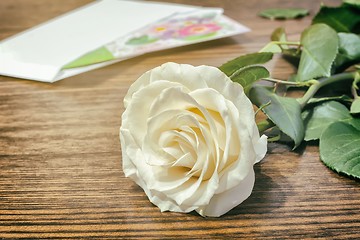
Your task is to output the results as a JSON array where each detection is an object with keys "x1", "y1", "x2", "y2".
[{"x1": 0, "y1": 0, "x2": 359, "y2": 239}]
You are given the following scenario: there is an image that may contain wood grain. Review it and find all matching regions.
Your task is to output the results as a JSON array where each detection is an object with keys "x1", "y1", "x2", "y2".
[{"x1": 0, "y1": 0, "x2": 359, "y2": 239}]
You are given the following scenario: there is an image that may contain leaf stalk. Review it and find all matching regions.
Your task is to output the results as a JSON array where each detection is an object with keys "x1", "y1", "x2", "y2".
[
  {"x1": 271, "y1": 41, "x2": 301, "y2": 46},
  {"x1": 297, "y1": 72, "x2": 356, "y2": 109},
  {"x1": 263, "y1": 77, "x2": 311, "y2": 86}
]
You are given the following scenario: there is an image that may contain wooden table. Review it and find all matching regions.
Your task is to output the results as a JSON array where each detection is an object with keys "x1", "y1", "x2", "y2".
[{"x1": 0, "y1": 0, "x2": 359, "y2": 239}]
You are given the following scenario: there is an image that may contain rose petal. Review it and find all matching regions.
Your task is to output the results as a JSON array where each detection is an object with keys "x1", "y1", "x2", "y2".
[
  {"x1": 150, "y1": 63, "x2": 208, "y2": 91},
  {"x1": 123, "y1": 80, "x2": 182, "y2": 146},
  {"x1": 254, "y1": 133, "x2": 268, "y2": 163},
  {"x1": 196, "y1": 168, "x2": 255, "y2": 217}
]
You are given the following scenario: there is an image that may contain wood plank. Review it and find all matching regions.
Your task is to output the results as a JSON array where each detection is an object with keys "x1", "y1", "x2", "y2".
[{"x1": 0, "y1": 0, "x2": 359, "y2": 239}]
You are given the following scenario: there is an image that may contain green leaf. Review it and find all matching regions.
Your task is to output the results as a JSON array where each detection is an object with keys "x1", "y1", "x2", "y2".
[
  {"x1": 259, "y1": 8, "x2": 309, "y2": 20},
  {"x1": 219, "y1": 52, "x2": 273, "y2": 77},
  {"x1": 348, "y1": 117, "x2": 360, "y2": 130},
  {"x1": 296, "y1": 24, "x2": 338, "y2": 82},
  {"x1": 271, "y1": 27, "x2": 289, "y2": 50},
  {"x1": 231, "y1": 66, "x2": 269, "y2": 95},
  {"x1": 302, "y1": 101, "x2": 352, "y2": 141},
  {"x1": 312, "y1": 5, "x2": 360, "y2": 33},
  {"x1": 344, "y1": 0, "x2": 360, "y2": 7},
  {"x1": 259, "y1": 42, "x2": 282, "y2": 53},
  {"x1": 339, "y1": 33, "x2": 360, "y2": 60},
  {"x1": 271, "y1": 27, "x2": 287, "y2": 42},
  {"x1": 333, "y1": 33, "x2": 360, "y2": 72},
  {"x1": 260, "y1": 28, "x2": 300, "y2": 58},
  {"x1": 351, "y1": 99, "x2": 360, "y2": 113},
  {"x1": 320, "y1": 121, "x2": 360, "y2": 179},
  {"x1": 250, "y1": 85, "x2": 304, "y2": 148}
]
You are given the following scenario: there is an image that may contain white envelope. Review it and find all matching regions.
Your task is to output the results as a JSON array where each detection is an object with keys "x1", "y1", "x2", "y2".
[{"x1": 0, "y1": 0, "x2": 249, "y2": 82}]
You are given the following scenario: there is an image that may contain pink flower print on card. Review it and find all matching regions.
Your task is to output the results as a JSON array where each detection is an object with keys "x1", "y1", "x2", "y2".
[
  {"x1": 149, "y1": 24, "x2": 176, "y2": 39},
  {"x1": 178, "y1": 23, "x2": 222, "y2": 41}
]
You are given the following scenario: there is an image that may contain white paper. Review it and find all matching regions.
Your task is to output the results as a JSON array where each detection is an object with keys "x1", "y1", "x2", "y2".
[{"x1": 0, "y1": 0, "x2": 249, "y2": 82}]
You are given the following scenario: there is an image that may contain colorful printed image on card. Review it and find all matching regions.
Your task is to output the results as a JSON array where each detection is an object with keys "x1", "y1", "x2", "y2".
[{"x1": 64, "y1": 9, "x2": 249, "y2": 69}]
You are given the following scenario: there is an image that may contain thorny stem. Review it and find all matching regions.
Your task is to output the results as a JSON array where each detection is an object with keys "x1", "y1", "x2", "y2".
[
  {"x1": 297, "y1": 72, "x2": 356, "y2": 109},
  {"x1": 256, "y1": 72, "x2": 357, "y2": 134},
  {"x1": 271, "y1": 41, "x2": 301, "y2": 46},
  {"x1": 262, "y1": 77, "x2": 311, "y2": 86}
]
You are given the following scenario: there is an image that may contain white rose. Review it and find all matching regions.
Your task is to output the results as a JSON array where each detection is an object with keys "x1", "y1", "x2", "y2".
[{"x1": 120, "y1": 62, "x2": 267, "y2": 217}]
